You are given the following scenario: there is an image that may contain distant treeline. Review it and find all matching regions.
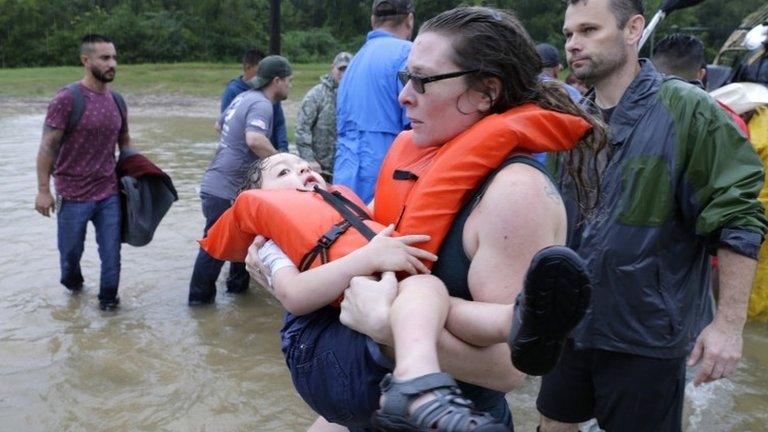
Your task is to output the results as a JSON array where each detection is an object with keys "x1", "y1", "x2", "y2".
[{"x1": 0, "y1": 0, "x2": 762, "y2": 68}]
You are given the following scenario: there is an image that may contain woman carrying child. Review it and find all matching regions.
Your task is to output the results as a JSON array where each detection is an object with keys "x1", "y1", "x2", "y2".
[{"x1": 244, "y1": 6, "x2": 607, "y2": 432}]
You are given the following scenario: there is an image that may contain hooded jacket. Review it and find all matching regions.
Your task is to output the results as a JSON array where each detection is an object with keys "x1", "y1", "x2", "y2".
[
  {"x1": 555, "y1": 60, "x2": 767, "y2": 358},
  {"x1": 117, "y1": 149, "x2": 178, "y2": 247}
]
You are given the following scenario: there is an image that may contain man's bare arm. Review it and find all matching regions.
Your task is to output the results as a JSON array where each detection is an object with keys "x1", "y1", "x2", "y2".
[
  {"x1": 689, "y1": 248, "x2": 756, "y2": 385},
  {"x1": 35, "y1": 126, "x2": 64, "y2": 217},
  {"x1": 245, "y1": 131, "x2": 278, "y2": 159},
  {"x1": 117, "y1": 129, "x2": 132, "y2": 151}
]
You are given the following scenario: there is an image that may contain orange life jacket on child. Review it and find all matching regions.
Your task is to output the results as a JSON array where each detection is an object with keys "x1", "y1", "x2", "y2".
[
  {"x1": 200, "y1": 185, "x2": 387, "y2": 308},
  {"x1": 374, "y1": 103, "x2": 593, "y2": 262},
  {"x1": 199, "y1": 185, "x2": 383, "y2": 269}
]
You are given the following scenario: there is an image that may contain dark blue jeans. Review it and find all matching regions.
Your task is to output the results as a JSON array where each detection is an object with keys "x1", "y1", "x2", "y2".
[
  {"x1": 188, "y1": 193, "x2": 249, "y2": 303},
  {"x1": 57, "y1": 194, "x2": 121, "y2": 303}
]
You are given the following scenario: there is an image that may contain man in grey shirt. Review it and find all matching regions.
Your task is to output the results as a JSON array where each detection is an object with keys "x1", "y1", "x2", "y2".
[{"x1": 189, "y1": 55, "x2": 293, "y2": 305}]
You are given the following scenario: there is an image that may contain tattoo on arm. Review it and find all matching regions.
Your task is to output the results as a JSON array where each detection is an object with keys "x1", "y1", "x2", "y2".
[
  {"x1": 118, "y1": 131, "x2": 131, "y2": 150},
  {"x1": 38, "y1": 145, "x2": 57, "y2": 158},
  {"x1": 38, "y1": 127, "x2": 63, "y2": 158}
]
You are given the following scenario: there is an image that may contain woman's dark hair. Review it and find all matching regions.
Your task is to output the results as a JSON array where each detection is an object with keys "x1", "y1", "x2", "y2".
[{"x1": 420, "y1": 7, "x2": 608, "y2": 214}]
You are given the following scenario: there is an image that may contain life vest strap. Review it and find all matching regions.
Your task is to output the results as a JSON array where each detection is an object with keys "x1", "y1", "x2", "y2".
[
  {"x1": 299, "y1": 221, "x2": 351, "y2": 271},
  {"x1": 329, "y1": 189, "x2": 371, "y2": 220},
  {"x1": 393, "y1": 170, "x2": 419, "y2": 181},
  {"x1": 296, "y1": 187, "x2": 378, "y2": 271},
  {"x1": 314, "y1": 186, "x2": 377, "y2": 241}
]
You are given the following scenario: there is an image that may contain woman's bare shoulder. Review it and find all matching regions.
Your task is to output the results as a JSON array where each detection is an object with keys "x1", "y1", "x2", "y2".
[
  {"x1": 465, "y1": 162, "x2": 566, "y2": 254},
  {"x1": 483, "y1": 162, "x2": 562, "y2": 210}
]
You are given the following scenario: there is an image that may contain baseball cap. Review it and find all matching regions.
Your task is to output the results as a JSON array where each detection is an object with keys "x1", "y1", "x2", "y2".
[
  {"x1": 536, "y1": 43, "x2": 561, "y2": 68},
  {"x1": 372, "y1": 0, "x2": 414, "y2": 17},
  {"x1": 251, "y1": 55, "x2": 293, "y2": 89},
  {"x1": 333, "y1": 52, "x2": 353, "y2": 69}
]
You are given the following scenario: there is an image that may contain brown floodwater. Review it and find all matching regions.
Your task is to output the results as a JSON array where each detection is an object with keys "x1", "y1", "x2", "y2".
[{"x1": 0, "y1": 100, "x2": 766, "y2": 431}]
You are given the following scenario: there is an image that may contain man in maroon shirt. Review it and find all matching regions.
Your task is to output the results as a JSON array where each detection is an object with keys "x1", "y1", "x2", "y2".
[{"x1": 35, "y1": 34, "x2": 132, "y2": 311}]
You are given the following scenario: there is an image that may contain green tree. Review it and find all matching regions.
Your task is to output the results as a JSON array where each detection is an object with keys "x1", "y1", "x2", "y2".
[{"x1": 0, "y1": 0, "x2": 763, "y2": 67}]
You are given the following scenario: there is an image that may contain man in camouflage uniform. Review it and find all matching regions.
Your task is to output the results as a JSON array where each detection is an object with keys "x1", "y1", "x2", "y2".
[{"x1": 295, "y1": 52, "x2": 352, "y2": 182}]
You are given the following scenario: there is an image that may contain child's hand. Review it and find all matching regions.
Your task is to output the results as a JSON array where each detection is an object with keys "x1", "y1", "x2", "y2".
[
  {"x1": 361, "y1": 224, "x2": 437, "y2": 275},
  {"x1": 245, "y1": 235, "x2": 271, "y2": 288}
]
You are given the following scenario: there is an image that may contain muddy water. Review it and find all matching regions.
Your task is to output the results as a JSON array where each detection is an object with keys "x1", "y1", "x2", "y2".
[{"x1": 0, "y1": 100, "x2": 766, "y2": 432}]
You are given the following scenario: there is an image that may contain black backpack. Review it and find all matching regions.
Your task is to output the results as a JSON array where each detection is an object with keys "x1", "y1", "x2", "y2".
[{"x1": 62, "y1": 82, "x2": 127, "y2": 140}]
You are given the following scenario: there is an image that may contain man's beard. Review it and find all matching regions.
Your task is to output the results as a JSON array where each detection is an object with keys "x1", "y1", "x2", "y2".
[
  {"x1": 572, "y1": 45, "x2": 628, "y2": 86},
  {"x1": 91, "y1": 66, "x2": 115, "y2": 83}
]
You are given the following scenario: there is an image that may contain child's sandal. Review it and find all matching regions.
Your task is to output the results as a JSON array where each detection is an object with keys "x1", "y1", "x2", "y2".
[{"x1": 371, "y1": 372, "x2": 509, "y2": 431}]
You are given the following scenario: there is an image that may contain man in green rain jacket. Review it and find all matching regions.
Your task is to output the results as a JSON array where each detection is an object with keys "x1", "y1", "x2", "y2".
[{"x1": 538, "y1": 1, "x2": 768, "y2": 431}]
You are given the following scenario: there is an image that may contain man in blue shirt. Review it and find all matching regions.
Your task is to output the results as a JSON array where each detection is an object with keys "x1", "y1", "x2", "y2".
[
  {"x1": 532, "y1": 43, "x2": 583, "y2": 165},
  {"x1": 536, "y1": 43, "x2": 582, "y2": 103},
  {"x1": 333, "y1": 0, "x2": 414, "y2": 203},
  {"x1": 221, "y1": 49, "x2": 289, "y2": 152}
]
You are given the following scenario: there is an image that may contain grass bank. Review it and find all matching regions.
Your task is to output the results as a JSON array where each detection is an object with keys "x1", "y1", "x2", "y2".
[
  {"x1": 0, "y1": 62, "x2": 331, "y2": 141},
  {"x1": 0, "y1": 62, "x2": 329, "y2": 101}
]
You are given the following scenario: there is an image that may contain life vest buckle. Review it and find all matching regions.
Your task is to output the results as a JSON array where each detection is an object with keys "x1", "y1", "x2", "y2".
[{"x1": 318, "y1": 221, "x2": 351, "y2": 248}]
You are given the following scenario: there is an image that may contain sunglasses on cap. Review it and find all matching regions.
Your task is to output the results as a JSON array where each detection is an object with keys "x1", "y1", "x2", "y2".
[{"x1": 397, "y1": 69, "x2": 479, "y2": 94}]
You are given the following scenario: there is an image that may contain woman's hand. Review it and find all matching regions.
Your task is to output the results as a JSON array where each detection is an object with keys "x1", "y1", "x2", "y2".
[
  {"x1": 245, "y1": 235, "x2": 271, "y2": 289},
  {"x1": 339, "y1": 271, "x2": 398, "y2": 346},
  {"x1": 357, "y1": 224, "x2": 437, "y2": 275}
]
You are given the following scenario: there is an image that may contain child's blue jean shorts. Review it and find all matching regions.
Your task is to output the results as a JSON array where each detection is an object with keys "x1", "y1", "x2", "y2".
[
  {"x1": 283, "y1": 307, "x2": 513, "y2": 431},
  {"x1": 284, "y1": 307, "x2": 394, "y2": 429}
]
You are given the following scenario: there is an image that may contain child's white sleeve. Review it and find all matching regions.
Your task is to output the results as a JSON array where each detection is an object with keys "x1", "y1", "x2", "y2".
[{"x1": 257, "y1": 240, "x2": 297, "y2": 285}]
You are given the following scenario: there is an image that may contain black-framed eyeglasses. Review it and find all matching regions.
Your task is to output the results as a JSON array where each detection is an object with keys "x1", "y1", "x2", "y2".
[{"x1": 397, "y1": 69, "x2": 479, "y2": 94}]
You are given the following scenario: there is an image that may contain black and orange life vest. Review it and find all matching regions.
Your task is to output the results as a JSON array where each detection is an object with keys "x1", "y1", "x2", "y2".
[{"x1": 199, "y1": 185, "x2": 385, "y2": 270}]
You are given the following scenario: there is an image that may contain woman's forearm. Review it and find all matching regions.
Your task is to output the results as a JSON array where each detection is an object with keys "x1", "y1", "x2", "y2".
[{"x1": 436, "y1": 329, "x2": 525, "y2": 392}]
